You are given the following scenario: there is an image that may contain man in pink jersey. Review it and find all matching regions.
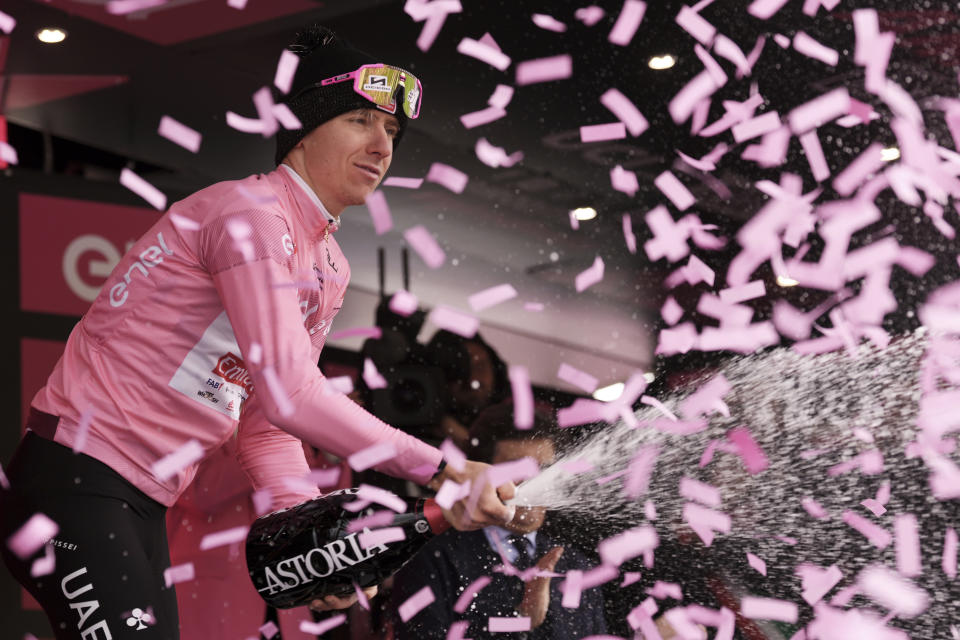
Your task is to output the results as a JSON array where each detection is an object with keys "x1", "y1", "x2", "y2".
[{"x1": 0, "y1": 25, "x2": 514, "y2": 640}]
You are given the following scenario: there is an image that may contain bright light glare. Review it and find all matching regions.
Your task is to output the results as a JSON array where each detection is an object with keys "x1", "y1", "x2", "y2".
[
  {"x1": 36, "y1": 28, "x2": 67, "y2": 44},
  {"x1": 643, "y1": 372, "x2": 656, "y2": 383},
  {"x1": 776, "y1": 275, "x2": 799, "y2": 287},
  {"x1": 648, "y1": 55, "x2": 676, "y2": 70},
  {"x1": 593, "y1": 382, "x2": 624, "y2": 402},
  {"x1": 572, "y1": 207, "x2": 597, "y2": 221},
  {"x1": 881, "y1": 147, "x2": 901, "y2": 162}
]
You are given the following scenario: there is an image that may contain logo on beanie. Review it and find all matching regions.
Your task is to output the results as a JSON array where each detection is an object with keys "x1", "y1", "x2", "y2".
[
  {"x1": 363, "y1": 75, "x2": 391, "y2": 93},
  {"x1": 406, "y1": 85, "x2": 419, "y2": 109}
]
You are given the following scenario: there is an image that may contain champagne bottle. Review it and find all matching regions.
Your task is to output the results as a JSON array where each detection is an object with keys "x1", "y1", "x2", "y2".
[{"x1": 246, "y1": 488, "x2": 450, "y2": 609}]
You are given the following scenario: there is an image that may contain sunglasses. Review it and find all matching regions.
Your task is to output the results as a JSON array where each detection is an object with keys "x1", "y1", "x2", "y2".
[{"x1": 318, "y1": 64, "x2": 422, "y2": 119}]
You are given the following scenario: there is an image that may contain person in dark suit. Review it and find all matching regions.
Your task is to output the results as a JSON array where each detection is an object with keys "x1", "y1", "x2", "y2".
[{"x1": 391, "y1": 402, "x2": 608, "y2": 639}]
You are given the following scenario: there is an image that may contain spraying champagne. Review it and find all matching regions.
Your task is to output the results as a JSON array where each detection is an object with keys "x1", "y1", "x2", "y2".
[{"x1": 246, "y1": 488, "x2": 450, "y2": 609}]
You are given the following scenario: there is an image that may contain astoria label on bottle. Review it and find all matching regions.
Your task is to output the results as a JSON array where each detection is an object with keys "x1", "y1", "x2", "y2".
[{"x1": 246, "y1": 488, "x2": 450, "y2": 608}]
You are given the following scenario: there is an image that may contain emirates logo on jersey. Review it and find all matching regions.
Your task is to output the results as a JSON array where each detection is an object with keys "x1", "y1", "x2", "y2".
[{"x1": 212, "y1": 352, "x2": 255, "y2": 394}]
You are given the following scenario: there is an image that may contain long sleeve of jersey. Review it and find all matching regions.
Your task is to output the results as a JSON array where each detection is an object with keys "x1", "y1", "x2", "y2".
[{"x1": 203, "y1": 208, "x2": 442, "y2": 486}]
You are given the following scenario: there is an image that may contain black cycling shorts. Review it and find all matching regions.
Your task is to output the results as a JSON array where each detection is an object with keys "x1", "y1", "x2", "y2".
[{"x1": 0, "y1": 427, "x2": 179, "y2": 640}]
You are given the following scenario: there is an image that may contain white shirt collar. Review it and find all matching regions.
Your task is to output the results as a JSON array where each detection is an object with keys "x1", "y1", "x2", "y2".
[{"x1": 279, "y1": 163, "x2": 337, "y2": 225}]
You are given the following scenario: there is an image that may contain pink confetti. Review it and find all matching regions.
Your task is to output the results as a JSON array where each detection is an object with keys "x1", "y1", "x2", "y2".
[
  {"x1": 446, "y1": 621, "x2": 469, "y2": 640},
  {"x1": 625, "y1": 445, "x2": 659, "y2": 499},
  {"x1": 741, "y1": 597, "x2": 797, "y2": 623},
  {"x1": 0, "y1": 10, "x2": 15, "y2": 33},
  {"x1": 532, "y1": 13, "x2": 566, "y2": 32},
  {"x1": 158, "y1": 116, "x2": 201, "y2": 153},
  {"x1": 457, "y1": 37, "x2": 511, "y2": 70},
  {"x1": 557, "y1": 398, "x2": 607, "y2": 427},
  {"x1": 714, "y1": 34, "x2": 752, "y2": 76},
  {"x1": 353, "y1": 580, "x2": 370, "y2": 610},
  {"x1": 346, "y1": 510, "x2": 396, "y2": 534},
  {"x1": 647, "y1": 580, "x2": 683, "y2": 600},
  {"x1": 273, "y1": 49, "x2": 299, "y2": 94},
  {"x1": 199, "y1": 525, "x2": 249, "y2": 550},
  {"x1": 799, "y1": 564, "x2": 843, "y2": 605},
  {"x1": 469, "y1": 283, "x2": 517, "y2": 311},
  {"x1": 326, "y1": 376, "x2": 354, "y2": 395},
  {"x1": 788, "y1": 87, "x2": 850, "y2": 135},
  {"x1": 508, "y1": 365, "x2": 534, "y2": 430},
  {"x1": 726, "y1": 427, "x2": 769, "y2": 474},
  {"x1": 608, "y1": 0, "x2": 646, "y2": 46},
  {"x1": 475, "y1": 138, "x2": 523, "y2": 168},
  {"x1": 365, "y1": 191, "x2": 393, "y2": 235},
  {"x1": 661, "y1": 296, "x2": 683, "y2": 326},
  {"x1": 454, "y1": 576, "x2": 492, "y2": 613},
  {"x1": 488, "y1": 617, "x2": 531, "y2": 632},
  {"x1": 575, "y1": 6, "x2": 605, "y2": 26},
  {"x1": 560, "y1": 569, "x2": 584, "y2": 608},
  {"x1": 598, "y1": 525, "x2": 659, "y2": 567},
  {"x1": 802, "y1": 497, "x2": 829, "y2": 519},
  {"x1": 348, "y1": 441, "x2": 396, "y2": 472},
  {"x1": 600, "y1": 88, "x2": 649, "y2": 136},
  {"x1": 793, "y1": 31, "x2": 839, "y2": 66},
  {"x1": 719, "y1": 281, "x2": 765, "y2": 305},
  {"x1": 404, "y1": 225, "x2": 446, "y2": 268},
  {"x1": 362, "y1": 357, "x2": 387, "y2": 390},
  {"x1": 895, "y1": 513, "x2": 921, "y2": 577},
  {"x1": 622, "y1": 571, "x2": 643, "y2": 587},
  {"x1": 461, "y1": 105, "x2": 507, "y2": 129},
  {"x1": 120, "y1": 168, "x2": 167, "y2": 210},
  {"x1": 383, "y1": 176, "x2": 424, "y2": 189},
  {"x1": 487, "y1": 457, "x2": 540, "y2": 487},
  {"x1": 359, "y1": 526, "x2": 405, "y2": 549},
  {"x1": 251, "y1": 489, "x2": 273, "y2": 516},
  {"x1": 621, "y1": 214, "x2": 638, "y2": 254},
  {"x1": 655, "y1": 171, "x2": 695, "y2": 211},
  {"x1": 671, "y1": 72, "x2": 722, "y2": 125},
  {"x1": 800, "y1": 131, "x2": 831, "y2": 182},
  {"x1": 679, "y1": 476, "x2": 721, "y2": 507},
  {"x1": 515, "y1": 54, "x2": 573, "y2": 85},
  {"x1": 440, "y1": 438, "x2": 468, "y2": 472},
  {"x1": 356, "y1": 484, "x2": 407, "y2": 513},
  {"x1": 434, "y1": 479, "x2": 471, "y2": 509},
  {"x1": 944, "y1": 528, "x2": 957, "y2": 578},
  {"x1": 575, "y1": 256, "x2": 605, "y2": 292},
  {"x1": 843, "y1": 510, "x2": 892, "y2": 548},
  {"x1": 580, "y1": 122, "x2": 627, "y2": 143},
  {"x1": 747, "y1": 0, "x2": 789, "y2": 19},
  {"x1": 30, "y1": 544, "x2": 55, "y2": 578},
  {"x1": 106, "y1": 0, "x2": 166, "y2": 15},
  {"x1": 557, "y1": 363, "x2": 599, "y2": 393},
  {"x1": 259, "y1": 621, "x2": 279, "y2": 639},
  {"x1": 429, "y1": 306, "x2": 479, "y2": 338},
  {"x1": 858, "y1": 564, "x2": 929, "y2": 618},
  {"x1": 732, "y1": 111, "x2": 782, "y2": 143},
  {"x1": 399, "y1": 585, "x2": 435, "y2": 622},
  {"x1": 833, "y1": 143, "x2": 885, "y2": 197},
  {"x1": 675, "y1": 5, "x2": 715, "y2": 45},
  {"x1": 684, "y1": 254, "x2": 715, "y2": 286},
  {"x1": 163, "y1": 562, "x2": 195, "y2": 588},
  {"x1": 300, "y1": 615, "x2": 346, "y2": 635},
  {"x1": 645, "y1": 205, "x2": 690, "y2": 262},
  {"x1": 611, "y1": 165, "x2": 640, "y2": 196},
  {"x1": 562, "y1": 458, "x2": 595, "y2": 474},
  {"x1": 0, "y1": 141, "x2": 19, "y2": 165},
  {"x1": 386, "y1": 290, "x2": 418, "y2": 317},
  {"x1": 426, "y1": 163, "x2": 468, "y2": 194},
  {"x1": 747, "y1": 552, "x2": 767, "y2": 576},
  {"x1": 152, "y1": 439, "x2": 204, "y2": 481},
  {"x1": 683, "y1": 502, "x2": 731, "y2": 546}
]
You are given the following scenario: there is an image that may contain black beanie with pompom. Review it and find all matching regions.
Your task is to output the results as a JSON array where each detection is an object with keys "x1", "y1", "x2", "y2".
[{"x1": 274, "y1": 25, "x2": 409, "y2": 165}]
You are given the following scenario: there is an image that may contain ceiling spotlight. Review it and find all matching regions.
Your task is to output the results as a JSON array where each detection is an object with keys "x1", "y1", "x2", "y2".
[
  {"x1": 648, "y1": 55, "x2": 676, "y2": 70},
  {"x1": 36, "y1": 28, "x2": 67, "y2": 44},
  {"x1": 776, "y1": 274, "x2": 799, "y2": 287},
  {"x1": 880, "y1": 147, "x2": 900, "y2": 162},
  {"x1": 593, "y1": 382, "x2": 624, "y2": 402},
  {"x1": 572, "y1": 207, "x2": 597, "y2": 221}
]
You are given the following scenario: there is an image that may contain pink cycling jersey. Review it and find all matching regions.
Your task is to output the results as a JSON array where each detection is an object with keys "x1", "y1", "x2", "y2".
[{"x1": 32, "y1": 165, "x2": 442, "y2": 507}]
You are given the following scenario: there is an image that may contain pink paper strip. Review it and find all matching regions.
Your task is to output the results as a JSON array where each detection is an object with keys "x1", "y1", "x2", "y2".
[
  {"x1": 944, "y1": 528, "x2": 957, "y2": 578},
  {"x1": 575, "y1": 256, "x2": 605, "y2": 292},
  {"x1": 488, "y1": 617, "x2": 531, "y2": 632},
  {"x1": 346, "y1": 510, "x2": 395, "y2": 533},
  {"x1": 560, "y1": 569, "x2": 583, "y2": 608},
  {"x1": 30, "y1": 544, "x2": 55, "y2": 578},
  {"x1": 353, "y1": 580, "x2": 370, "y2": 610},
  {"x1": 454, "y1": 576, "x2": 492, "y2": 613},
  {"x1": 300, "y1": 615, "x2": 346, "y2": 635},
  {"x1": 575, "y1": 6, "x2": 605, "y2": 26},
  {"x1": 747, "y1": 0, "x2": 790, "y2": 19},
  {"x1": 348, "y1": 442, "x2": 397, "y2": 472},
  {"x1": 843, "y1": 510, "x2": 892, "y2": 548},
  {"x1": 600, "y1": 88, "x2": 649, "y2": 136},
  {"x1": 719, "y1": 281, "x2": 765, "y2": 305},
  {"x1": 788, "y1": 87, "x2": 850, "y2": 134},
  {"x1": 747, "y1": 553, "x2": 767, "y2": 576},
  {"x1": 363, "y1": 357, "x2": 388, "y2": 390},
  {"x1": 675, "y1": 5, "x2": 716, "y2": 45},
  {"x1": 199, "y1": 526, "x2": 249, "y2": 550},
  {"x1": 0, "y1": 10, "x2": 15, "y2": 34},
  {"x1": 365, "y1": 190, "x2": 393, "y2": 235},
  {"x1": 802, "y1": 497, "x2": 829, "y2": 519},
  {"x1": 799, "y1": 563, "x2": 843, "y2": 605},
  {"x1": 152, "y1": 439, "x2": 204, "y2": 481},
  {"x1": 389, "y1": 290, "x2": 419, "y2": 316},
  {"x1": 655, "y1": 171, "x2": 695, "y2": 211},
  {"x1": 834, "y1": 143, "x2": 884, "y2": 196},
  {"x1": 509, "y1": 365, "x2": 534, "y2": 430},
  {"x1": 800, "y1": 131, "x2": 831, "y2": 182},
  {"x1": 404, "y1": 225, "x2": 446, "y2": 268},
  {"x1": 469, "y1": 284, "x2": 518, "y2": 311},
  {"x1": 429, "y1": 306, "x2": 479, "y2": 338},
  {"x1": 434, "y1": 478, "x2": 470, "y2": 509},
  {"x1": 158, "y1": 116, "x2": 201, "y2": 153},
  {"x1": 625, "y1": 445, "x2": 659, "y2": 499},
  {"x1": 683, "y1": 502, "x2": 731, "y2": 546},
  {"x1": 661, "y1": 296, "x2": 683, "y2": 326},
  {"x1": 515, "y1": 55, "x2": 573, "y2": 85},
  {"x1": 793, "y1": 31, "x2": 839, "y2": 66},
  {"x1": 71, "y1": 407, "x2": 94, "y2": 455},
  {"x1": 426, "y1": 163, "x2": 468, "y2": 194},
  {"x1": 120, "y1": 168, "x2": 167, "y2": 210},
  {"x1": 399, "y1": 586, "x2": 436, "y2": 622},
  {"x1": 557, "y1": 363, "x2": 598, "y2": 393},
  {"x1": 741, "y1": 597, "x2": 798, "y2": 623},
  {"x1": 647, "y1": 580, "x2": 683, "y2": 600},
  {"x1": 259, "y1": 621, "x2": 279, "y2": 639},
  {"x1": 732, "y1": 111, "x2": 782, "y2": 143},
  {"x1": 457, "y1": 38, "x2": 511, "y2": 70},
  {"x1": 163, "y1": 562, "x2": 195, "y2": 588},
  {"x1": 598, "y1": 525, "x2": 659, "y2": 567},
  {"x1": 273, "y1": 49, "x2": 299, "y2": 94},
  {"x1": 679, "y1": 476, "x2": 721, "y2": 507},
  {"x1": 727, "y1": 427, "x2": 769, "y2": 474},
  {"x1": 580, "y1": 122, "x2": 627, "y2": 142},
  {"x1": 611, "y1": 165, "x2": 640, "y2": 196},
  {"x1": 439, "y1": 438, "x2": 468, "y2": 472},
  {"x1": 622, "y1": 571, "x2": 643, "y2": 587},
  {"x1": 532, "y1": 13, "x2": 567, "y2": 32},
  {"x1": 357, "y1": 484, "x2": 407, "y2": 512},
  {"x1": 461, "y1": 105, "x2": 508, "y2": 128},
  {"x1": 487, "y1": 457, "x2": 540, "y2": 487},
  {"x1": 858, "y1": 564, "x2": 929, "y2": 618},
  {"x1": 608, "y1": 0, "x2": 646, "y2": 46},
  {"x1": 560, "y1": 458, "x2": 594, "y2": 476},
  {"x1": 359, "y1": 526, "x2": 405, "y2": 549},
  {"x1": 383, "y1": 176, "x2": 424, "y2": 189},
  {"x1": 895, "y1": 513, "x2": 922, "y2": 577},
  {"x1": 252, "y1": 489, "x2": 272, "y2": 516},
  {"x1": 106, "y1": 0, "x2": 166, "y2": 15}
]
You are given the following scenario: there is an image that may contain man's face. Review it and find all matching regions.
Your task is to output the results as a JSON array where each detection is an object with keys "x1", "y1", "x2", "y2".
[
  {"x1": 295, "y1": 108, "x2": 399, "y2": 215},
  {"x1": 449, "y1": 341, "x2": 496, "y2": 412},
  {"x1": 493, "y1": 438, "x2": 555, "y2": 534}
]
